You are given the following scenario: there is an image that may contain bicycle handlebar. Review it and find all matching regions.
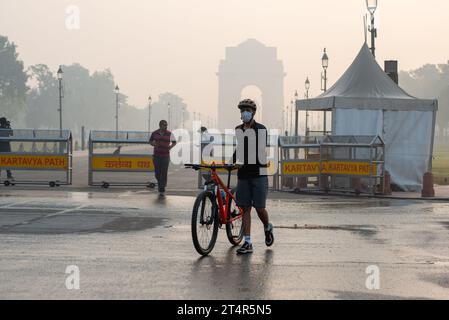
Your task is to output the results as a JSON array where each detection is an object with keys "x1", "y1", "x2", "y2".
[{"x1": 184, "y1": 163, "x2": 239, "y2": 171}]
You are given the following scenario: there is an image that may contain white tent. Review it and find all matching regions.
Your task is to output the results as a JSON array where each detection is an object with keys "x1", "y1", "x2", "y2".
[{"x1": 297, "y1": 44, "x2": 438, "y2": 191}]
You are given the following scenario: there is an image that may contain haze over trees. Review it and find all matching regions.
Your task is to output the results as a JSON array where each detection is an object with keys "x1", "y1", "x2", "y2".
[
  {"x1": 1, "y1": 34, "x2": 189, "y2": 138},
  {"x1": 400, "y1": 64, "x2": 449, "y2": 142},
  {"x1": 0, "y1": 35, "x2": 28, "y2": 124}
]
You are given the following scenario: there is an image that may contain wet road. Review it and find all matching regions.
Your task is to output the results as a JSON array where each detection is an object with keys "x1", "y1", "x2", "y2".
[{"x1": 1, "y1": 189, "x2": 449, "y2": 299}]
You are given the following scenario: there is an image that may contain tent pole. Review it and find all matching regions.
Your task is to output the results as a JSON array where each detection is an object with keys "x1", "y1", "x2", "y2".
[{"x1": 429, "y1": 106, "x2": 437, "y2": 172}]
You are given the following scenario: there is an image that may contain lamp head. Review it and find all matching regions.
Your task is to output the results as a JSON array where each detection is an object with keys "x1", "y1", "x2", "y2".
[
  {"x1": 322, "y1": 48, "x2": 329, "y2": 69},
  {"x1": 366, "y1": 0, "x2": 378, "y2": 15},
  {"x1": 57, "y1": 66, "x2": 63, "y2": 80},
  {"x1": 305, "y1": 77, "x2": 310, "y2": 90}
]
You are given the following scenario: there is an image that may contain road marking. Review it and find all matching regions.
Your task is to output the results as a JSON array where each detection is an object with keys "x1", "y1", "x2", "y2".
[{"x1": 0, "y1": 200, "x2": 33, "y2": 208}]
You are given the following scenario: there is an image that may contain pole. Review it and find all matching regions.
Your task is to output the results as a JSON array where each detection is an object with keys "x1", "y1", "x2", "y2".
[
  {"x1": 148, "y1": 100, "x2": 151, "y2": 132},
  {"x1": 115, "y1": 91, "x2": 119, "y2": 139},
  {"x1": 282, "y1": 106, "x2": 285, "y2": 134},
  {"x1": 81, "y1": 126, "x2": 85, "y2": 151},
  {"x1": 323, "y1": 68, "x2": 327, "y2": 134},
  {"x1": 58, "y1": 78, "x2": 63, "y2": 136},
  {"x1": 182, "y1": 109, "x2": 185, "y2": 129},
  {"x1": 294, "y1": 104, "x2": 299, "y2": 136},
  {"x1": 305, "y1": 89, "x2": 309, "y2": 136},
  {"x1": 370, "y1": 13, "x2": 376, "y2": 58},
  {"x1": 290, "y1": 102, "x2": 293, "y2": 136},
  {"x1": 168, "y1": 103, "x2": 171, "y2": 131}
]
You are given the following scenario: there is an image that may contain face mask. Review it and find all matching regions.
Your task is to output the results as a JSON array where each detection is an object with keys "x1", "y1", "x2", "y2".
[{"x1": 241, "y1": 111, "x2": 253, "y2": 123}]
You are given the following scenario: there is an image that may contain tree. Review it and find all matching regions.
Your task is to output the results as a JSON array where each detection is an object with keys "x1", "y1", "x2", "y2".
[
  {"x1": 150, "y1": 92, "x2": 190, "y2": 130},
  {"x1": 0, "y1": 35, "x2": 28, "y2": 123},
  {"x1": 26, "y1": 63, "x2": 152, "y2": 136},
  {"x1": 26, "y1": 64, "x2": 58, "y2": 128}
]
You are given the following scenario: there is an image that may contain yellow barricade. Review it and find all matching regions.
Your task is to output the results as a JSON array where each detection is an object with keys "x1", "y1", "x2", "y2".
[
  {"x1": 91, "y1": 156, "x2": 154, "y2": 172},
  {"x1": 0, "y1": 154, "x2": 68, "y2": 170}
]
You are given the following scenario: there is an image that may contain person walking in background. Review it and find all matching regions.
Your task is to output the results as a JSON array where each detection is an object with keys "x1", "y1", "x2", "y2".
[
  {"x1": 150, "y1": 120, "x2": 177, "y2": 198},
  {"x1": 0, "y1": 117, "x2": 14, "y2": 181}
]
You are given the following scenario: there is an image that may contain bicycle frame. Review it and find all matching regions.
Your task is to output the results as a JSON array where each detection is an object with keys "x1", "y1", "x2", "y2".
[{"x1": 207, "y1": 168, "x2": 244, "y2": 225}]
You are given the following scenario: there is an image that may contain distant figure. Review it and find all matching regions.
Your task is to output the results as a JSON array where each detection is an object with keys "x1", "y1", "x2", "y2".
[
  {"x1": 283, "y1": 130, "x2": 289, "y2": 159},
  {"x1": 112, "y1": 146, "x2": 121, "y2": 155},
  {"x1": 150, "y1": 120, "x2": 177, "y2": 198},
  {"x1": 0, "y1": 117, "x2": 14, "y2": 181}
]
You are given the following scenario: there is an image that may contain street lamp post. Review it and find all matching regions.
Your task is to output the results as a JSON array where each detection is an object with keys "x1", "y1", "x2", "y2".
[
  {"x1": 294, "y1": 91, "x2": 299, "y2": 136},
  {"x1": 115, "y1": 85, "x2": 119, "y2": 139},
  {"x1": 321, "y1": 48, "x2": 329, "y2": 135},
  {"x1": 282, "y1": 105, "x2": 285, "y2": 135},
  {"x1": 366, "y1": 0, "x2": 378, "y2": 58},
  {"x1": 57, "y1": 66, "x2": 63, "y2": 136},
  {"x1": 182, "y1": 108, "x2": 185, "y2": 129},
  {"x1": 148, "y1": 95, "x2": 152, "y2": 132},
  {"x1": 290, "y1": 100, "x2": 294, "y2": 137},
  {"x1": 305, "y1": 77, "x2": 310, "y2": 136},
  {"x1": 167, "y1": 102, "x2": 171, "y2": 130}
]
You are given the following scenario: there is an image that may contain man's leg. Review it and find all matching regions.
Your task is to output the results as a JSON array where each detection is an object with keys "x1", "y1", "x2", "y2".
[
  {"x1": 153, "y1": 156, "x2": 161, "y2": 191},
  {"x1": 255, "y1": 207, "x2": 269, "y2": 227},
  {"x1": 158, "y1": 157, "x2": 169, "y2": 193},
  {"x1": 236, "y1": 178, "x2": 252, "y2": 236},
  {"x1": 242, "y1": 206, "x2": 252, "y2": 237},
  {"x1": 254, "y1": 176, "x2": 274, "y2": 246},
  {"x1": 236, "y1": 178, "x2": 254, "y2": 254}
]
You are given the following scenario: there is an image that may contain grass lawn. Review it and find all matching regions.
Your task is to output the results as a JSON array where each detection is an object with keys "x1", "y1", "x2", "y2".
[{"x1": 433, "y1": 144, "x2": 449, "y2": 185}]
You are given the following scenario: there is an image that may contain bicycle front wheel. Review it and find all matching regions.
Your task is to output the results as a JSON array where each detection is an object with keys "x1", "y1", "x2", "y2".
[{"x1": 191, "y1": 191, "x2": 219, "y2": 256}]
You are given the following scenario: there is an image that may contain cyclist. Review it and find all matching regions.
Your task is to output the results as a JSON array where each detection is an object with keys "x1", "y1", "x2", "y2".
[{"x1": 233, "y1": 99, "x2": 274, "y2": 255}]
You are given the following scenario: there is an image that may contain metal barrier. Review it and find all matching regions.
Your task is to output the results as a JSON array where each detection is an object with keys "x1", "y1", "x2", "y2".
[
  {"x1": 277, "y1": 135, "x2": 385, "y2": 195},
  {"x1": 88, "y1": 131, "x2": 156, "y2": 188},
  {"x1": 319, "y1": 135, "x2": 385, "y2": 195},
  {"x1": 0, "y1": 129, "x2": 72, "y2": 187},
  {"x1": 197, "y1": 132, "x2": 279, "y2": 189},
  {"x1": 278, "y1": 135, "x2": 324, "y2": 192}
]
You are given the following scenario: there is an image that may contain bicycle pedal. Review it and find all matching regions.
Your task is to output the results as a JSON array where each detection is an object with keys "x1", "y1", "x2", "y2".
[{"x1": 230, "y1": 210, "x2": 240, "y2": 218}]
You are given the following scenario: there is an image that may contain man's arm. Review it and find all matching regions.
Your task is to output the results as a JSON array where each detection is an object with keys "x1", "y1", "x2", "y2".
[
  {"x1": 231, "y1": 125, "x2": 241, "y2": 164},
  {"x1": 169, "y1": 132, "x2": 177, "y2": 150},
  {"x1": 149, "y1": 132, "x2": 156, "y2": 147}
]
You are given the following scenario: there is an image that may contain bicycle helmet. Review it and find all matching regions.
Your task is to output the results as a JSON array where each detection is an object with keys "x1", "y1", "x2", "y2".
[{"x1": 238, "y1": 99, "x2": 257, "y2": 111}]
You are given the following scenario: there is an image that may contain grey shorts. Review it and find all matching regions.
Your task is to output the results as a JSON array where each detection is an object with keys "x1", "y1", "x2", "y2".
[{"x1": 236, "y1": 176, "x2": 269, "y2": 209}]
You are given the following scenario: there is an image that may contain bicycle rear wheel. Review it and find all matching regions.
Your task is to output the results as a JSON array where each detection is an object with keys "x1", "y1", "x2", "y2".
[
  {"x1": 191, "y1": 191, "x2": 219, "y2": 256},
  {"x1": 226, "y1": 188, "x2": 244, "y2": 246}
]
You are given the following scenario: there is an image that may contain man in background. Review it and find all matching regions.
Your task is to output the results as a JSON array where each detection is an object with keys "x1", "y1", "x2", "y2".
[{"x1": 149, "y1": 120, "x2": 177, "y2": 198}]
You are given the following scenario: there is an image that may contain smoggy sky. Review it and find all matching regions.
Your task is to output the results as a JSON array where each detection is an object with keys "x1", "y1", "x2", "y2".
[{"x1": 1, "y1": 0, "x2": 448, "y2": 118}]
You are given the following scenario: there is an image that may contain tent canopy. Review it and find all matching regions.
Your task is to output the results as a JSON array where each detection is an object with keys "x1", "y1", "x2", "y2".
[{"x1": 297, "y1": 44, "x2": 437, "y2": 111}]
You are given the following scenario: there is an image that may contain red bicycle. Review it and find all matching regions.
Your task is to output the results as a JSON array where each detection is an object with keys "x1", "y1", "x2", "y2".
[{"x1": 185, "y1": 163, "x2": 244, "y2": 256}]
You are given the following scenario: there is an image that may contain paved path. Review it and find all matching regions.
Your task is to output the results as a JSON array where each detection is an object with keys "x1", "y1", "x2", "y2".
[{"x1": 1, "y1": 189, "x2": 449, "y2": 299}]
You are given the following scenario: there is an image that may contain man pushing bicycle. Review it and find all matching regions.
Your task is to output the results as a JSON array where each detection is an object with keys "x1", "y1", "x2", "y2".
[{"x1": 233, "y1": 99, "x2": 274, "y2": 255}]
